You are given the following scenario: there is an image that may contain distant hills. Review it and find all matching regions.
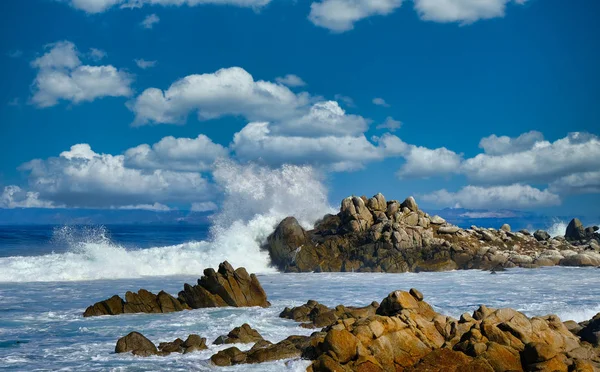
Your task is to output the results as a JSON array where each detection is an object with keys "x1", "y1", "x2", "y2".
[{"x1": 0, "y1": 208, "x2": 212, "y2": 225}]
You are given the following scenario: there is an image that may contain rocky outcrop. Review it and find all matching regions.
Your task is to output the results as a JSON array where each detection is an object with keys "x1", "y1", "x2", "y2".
[
  {"x1": 115, "y1": 332, "x2": 207, "y2": 356},
  {"x1": 214, "y1": 324, "x2": 264, "y2": 345},
  {"x1": 280, "y1": 300, "x2": 379, "y2": 329},
  {"x1": 205, "y1": 289, "x2": 600, "y2": 370},
  {"x1": 84, "y1": 261, "x2": 269, "y2": 317},
  {"x1": 264, "y1": 193, "x2": 600, "y2": 273}
]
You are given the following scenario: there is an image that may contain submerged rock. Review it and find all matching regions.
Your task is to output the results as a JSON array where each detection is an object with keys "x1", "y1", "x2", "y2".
[{"x1": 83, "y1": 261, "x2": 269, "y2": 317}]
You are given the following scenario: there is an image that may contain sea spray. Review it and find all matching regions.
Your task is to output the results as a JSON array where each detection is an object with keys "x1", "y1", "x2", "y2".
[{"x1": 0, "y1": 162, "x2": 334, "y2": 282}]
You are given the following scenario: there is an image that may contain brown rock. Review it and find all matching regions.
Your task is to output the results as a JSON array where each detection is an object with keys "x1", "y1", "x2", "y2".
[
  {"x1": 83, "y1": 295, "x2": 125, "y2": 317},
  {"x1": 323, "y1": 329, "x2": 359, "y2": 364},
  {"x1": 115, "y1": 332, "x2": 157, "y2": 356},
  {"x1": 376, "y1": 290, "x2": 418, "y2": 316},
  {"x1": 214, "y1": 323, "x2": 264, "y2": 345}
]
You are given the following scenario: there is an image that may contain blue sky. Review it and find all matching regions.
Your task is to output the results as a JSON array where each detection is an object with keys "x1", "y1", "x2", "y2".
[{"x1": 0, "y1": 0, "x2": 599, "y2": 216}]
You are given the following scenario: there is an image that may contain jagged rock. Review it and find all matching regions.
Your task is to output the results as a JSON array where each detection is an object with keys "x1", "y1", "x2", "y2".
[
  {"x1": 115, "y1": 332, "x2": 158, "y2": 356},
  {"x1": 264, "y1": 193, "x2": 596, "y2": 273},
  {"x1": 437, "y1": 226, "x2": 459, "y2": 234},
  {"x1": 84, "y1": 261, "x2": 269, "y2": 317},
  {"x1": 266, "y1": 217, "x2": 307, "y2": 270},
  {"x1": 401, "y1": 196, "x2": 419, "y2": 212},
  {"x1": 214, "y1": 324, "x2": 264, "y2": 345},
  {"x1": 280, "y1": 300, "x2": 378, "y2": 328},
  {"x1": 578, "y1": 313, "x2": 600, "y2": 346},
  {"x1": 179, "y1": 261, "x2": 270, "y2": 308},
  {"x1": 116, "y1": 332, "x2": 207, "y2": 356},
  {"x1": 566, "y1": 218, "x2": 586, "y2": 241},
  {"x1": 430, "y1": 215, "x2": 446, "y2": 225}
]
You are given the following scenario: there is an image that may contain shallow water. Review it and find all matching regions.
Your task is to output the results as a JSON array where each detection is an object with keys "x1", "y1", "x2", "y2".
[{"x1": 1, "y1": 267, "x2": 599, "y2": 371}]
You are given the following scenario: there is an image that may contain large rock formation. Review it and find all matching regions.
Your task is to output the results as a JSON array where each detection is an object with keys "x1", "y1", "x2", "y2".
[
  {"x1": 114, "y1": 289, "x2": 600, "y2": 370},
  {"x1": 280, "y1": 300, "x2": 379, "y2": 329},
  {"x1": 84, "y1": 261, "x2": 269, "y2": 317},
  {"x1": 205, "y1": 289, "x2": 600, "y2": 371},
  {"x1": 264, "y1": 193, "x2": 600, "y2": 273},
  {"x1": 213, "y1": 324, "x2": 264, "y2": 345}
]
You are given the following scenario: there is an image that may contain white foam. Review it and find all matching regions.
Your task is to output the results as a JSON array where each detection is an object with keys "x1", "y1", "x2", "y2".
[{"x1": 0, "y1": 161, "x2": 333, "y2": 282}]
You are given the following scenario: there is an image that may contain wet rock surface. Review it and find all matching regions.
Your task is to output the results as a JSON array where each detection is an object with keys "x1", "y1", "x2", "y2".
[
  {"x1": 264, "y1": 193, "x2": 600, "y2": 273},
  {"x1": 84, "y1": 261, "x2": 270, "y2": 317},
  {"x1": 213, "y1": 323, "x2": 264, "y2": 345},
  {"x1": 115, "y1": 332, "x2": 207, "y2": 356},
  {"x1": 115, "y1": 289, "x2": 600, "y2": 371}
]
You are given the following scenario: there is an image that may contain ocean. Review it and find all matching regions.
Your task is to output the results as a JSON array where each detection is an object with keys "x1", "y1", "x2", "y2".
[{"x1": 0, "y1": 224, "x2": 599, "y2": 371}]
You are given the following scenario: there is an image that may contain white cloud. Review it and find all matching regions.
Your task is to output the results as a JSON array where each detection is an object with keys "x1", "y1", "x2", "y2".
[
  {"x1": 88, "y1": 48, "x2": 107, "y2": 61},
  {"x1": 308, "y1": 0, "x2": 403, "y2": 32},
  {"x1": 69, "y1": 0, "x2": 271, "y2": 13},
  {"x1": 376, "y1": 116, "x2": 402, "y2": 132},
  {"x1": 413, "y1": 0, "x2": 527, "y2": 24},
  {"x1": 129, "y1": 67, "x2": 367, "y2": 138},
  {"x1": 273, "y1": 101, "x2": 369, "y2": 137},
  {"x1": 549, "y1": 171, "x2": 600, "y2": 195},
  {"x1": 117, "y1": 202, "x2": 172, "y2": 211},
  {"x1": 19, "y1": 144, "x2": 214, "y2": 208},
  {"x1": 276, "y1": 74, "x2": 307, "y2": 87},
  {"x1": 30, "y1": 41, "x2": 132, "y2": 108},
  {"x1": 478, "y1": 130, "x2": 544, "y2": 155},
  {"x1": 141, "y1": 14, "x2": 160, "y2": 29},
  {"x1": 124, "y1": 134, "x2": 228, "y2": 172},
  {"x1": 372, "y1": 97, "x2": 390, "y2": 107},
  {"x1": 129, "y1": 66, "x2": 309, "y2": 125},
  {"x1": 135, "y1": 59, "x2": 157, "y2": 69},
  {"x1": 0, "y1": 186, "x2": 57, "y2": 209},
  {"x1": 191, "y1": 201, "x2": 218, "y2": 212},
  {"x1": 462, "y1": 132, "x2": 600, "y2": 185},
  {"x1": 422, "y1": 184, "x2": 561, "y2": 209},
  {"x1": 231, "y1": 122, "x2": 392, "y2": 171},
  {"x1": 398, "y1": 145, "x2": 462, "y2": 178}
]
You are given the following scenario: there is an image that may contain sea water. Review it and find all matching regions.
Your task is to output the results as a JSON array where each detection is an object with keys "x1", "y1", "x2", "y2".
[
  {"x1": 0, "y1": 163, "x2": 598, "y2": 371},
  {"x1": 1, "y1": 225, "x2": 599, "y2": 371}
]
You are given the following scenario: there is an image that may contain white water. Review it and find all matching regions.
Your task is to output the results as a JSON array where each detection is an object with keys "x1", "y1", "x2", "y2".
[
  {"x1": 0, "y1": 161, "x2": 333, "y2": 283},
  {"x1": 0, "y1": 268, "x2": 599, "y2": 371}
]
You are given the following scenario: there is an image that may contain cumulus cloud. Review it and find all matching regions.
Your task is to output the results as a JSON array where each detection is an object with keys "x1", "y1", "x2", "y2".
[
  {"x1": 372, "y1": 97, "x2": 390, "y2": 107},
  {"x1": 398, "y1": 145, "x2": 462, "y2": 178},
  {"x1": 376, "y1": 116, "x2": 402, "y2": 132},
  {"x1": 231, "y1": 122, "x2": 395, "y2": 171},
  {"x1": 309, "y1": 0, "x2": 403, "y2": 32},
  {"x1": 413, "y1": 0, "x2": 527, "y2": 24},
  {"x1": 68, "y1": 0, "x2": 271, "y2": 13},
  {"x1": 276, "y1": 74, "x2": 307, "y2": 87},
  {"x1": 422, "y1": 184, "x2": 561, "y2": 209},
  {"x1": 549, "y1": 171, "x2": 600, "y2": 195},
  {"x1": 135, "y1": 59, "x2": 157, "y2": 69},
  {"x1": 129, "y1": 66, "x2": 368, "y2": 137},
  {"x1": 478, "y1": 130, "x2": 544, "y2": 155},
  {"x1": 140, "y1": 14, "x2": 160, "y2": 29},
  {"x1": 462, "y1": 132, "x2": 600, "y2": 185},
  {"x1": 191, "y1": 201, "x2": 218, "y2": 212},
  {"x1": 30, "y1": 41, "x2": 132, "y2": 108},
  {"x1": 0, "y1": 186, "x2": 57, "y2": 209},
  {"x1": 124, "y1": 134, "x2": 228, "y2": 172},
  {"x1": 19, "y1": 144, "x2": 214, "y2": 208},
  {"x1": 129, "y1": 66, "x2": 309, "y2": 125}
]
